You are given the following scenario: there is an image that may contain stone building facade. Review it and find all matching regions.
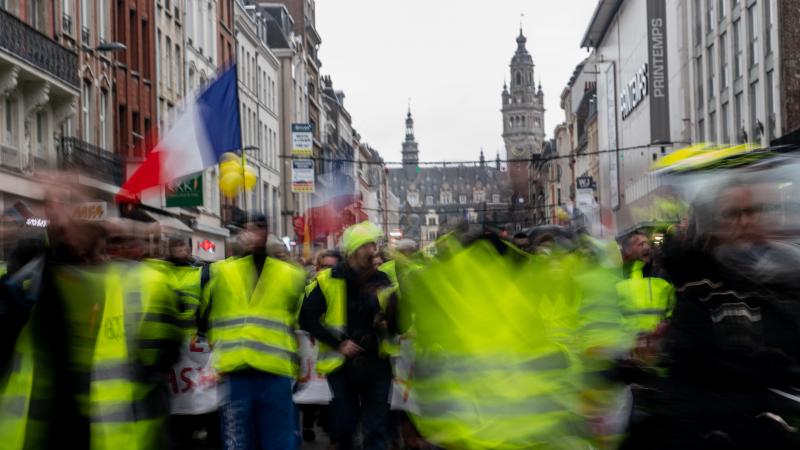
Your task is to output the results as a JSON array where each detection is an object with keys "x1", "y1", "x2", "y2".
[{"x1": 389, "y1": 109, "x2": 511, "y2": 248}]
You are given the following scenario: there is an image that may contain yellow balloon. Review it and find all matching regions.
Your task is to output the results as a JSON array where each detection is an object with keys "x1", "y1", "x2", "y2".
[
  {"x1": 219, "y1": 152, "x2": 240, "y2": 163},
  {"x1": 220, "y1": 160, "x2": 241, "y2": 176},
  {"x1": 243, "y1": 167, "x2": 257, "y2": 191},
  {"x1": 219, "y1": 172, "x2": 243, "y2": 197}
]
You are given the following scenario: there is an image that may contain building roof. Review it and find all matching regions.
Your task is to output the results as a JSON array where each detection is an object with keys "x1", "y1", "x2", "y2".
[
  {"x1": 388, "y1": 164, "x2": 509, "y2": 201},
  {"x1": 580, "y1": 0, "x2": 624, "y2": 48}
]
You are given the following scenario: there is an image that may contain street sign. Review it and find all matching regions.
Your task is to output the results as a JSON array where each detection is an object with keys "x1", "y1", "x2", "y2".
[
  {"x1": 166, "y1": 174, "x2": 204, "y2": 207},
  {"x1": 291, "y1": 159, "x2": 315, "y2": 193},
  {"x1": 576, "y1": 176, "x2": 594, "y2": 190},
  {"x1": 576, "y1": 176, "x2": 595, "y2": 208},
  {"x1": 71, "y1": 201, "x2": 107, "y2": 220},
  {"x1": 291, "y1": 123, "x2": 314, "y2": 157}
]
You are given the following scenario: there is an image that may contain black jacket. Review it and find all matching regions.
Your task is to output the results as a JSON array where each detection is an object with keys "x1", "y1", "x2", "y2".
[{"x1": 299, "y1": 262, "x2": 393, "y2": 380}]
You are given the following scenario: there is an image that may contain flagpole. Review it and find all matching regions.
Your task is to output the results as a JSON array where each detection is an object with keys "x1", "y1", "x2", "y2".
[{"x1": 241, "y1": 149, "x2": 247, "y2": 214}]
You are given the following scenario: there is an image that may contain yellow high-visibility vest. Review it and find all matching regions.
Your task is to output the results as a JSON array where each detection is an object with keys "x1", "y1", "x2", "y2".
[
  {"x1": 312, "y1": 268, "x2": 348, "y2": 374},
  {"x1": 404, "y1": 240, "x2": 584, "y2": 449},
  {"x1": 616, "y1": 261, "x2": 675, "y2": 340},
  {"x1": 55, "y1": 262, "x2": 180, "y2": 450},
  {"x1": 0, "y1": 323, "x2": 35, "y2": 450},
  {"x1": 204, "y1": 255, "x2": 306, "y2": 376}
]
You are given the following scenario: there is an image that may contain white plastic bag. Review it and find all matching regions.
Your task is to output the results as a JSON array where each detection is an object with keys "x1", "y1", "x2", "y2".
[{"x1": 292, "y1": 331, "x2": 333, "y2": 404}]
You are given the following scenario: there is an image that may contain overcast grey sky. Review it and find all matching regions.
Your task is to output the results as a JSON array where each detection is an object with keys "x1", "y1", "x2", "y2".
[{"x1": 315, "y1": 0, "x2": 600, "y2": 164}]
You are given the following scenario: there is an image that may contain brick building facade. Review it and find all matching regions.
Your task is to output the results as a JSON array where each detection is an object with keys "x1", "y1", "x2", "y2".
[{"x1": 114, "y1": 0, "x2": 157, "y2": 161}]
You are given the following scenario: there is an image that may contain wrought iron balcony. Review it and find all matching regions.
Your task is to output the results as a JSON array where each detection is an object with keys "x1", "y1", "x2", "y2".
[
  {"x1": 58, "y1": 137, "x2": 123, "y2": 186},
  {"x1": 0, "y1": 8, "x2": 78, "y2": 88}
]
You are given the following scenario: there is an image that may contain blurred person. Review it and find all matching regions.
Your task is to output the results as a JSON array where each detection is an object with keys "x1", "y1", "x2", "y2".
[
  {"x1": 317, "y1": 250, "x2": 342, "y2": 272},
  {"x1": 266, "y1": 234, "x2": 290, "y2": 262},
  {"x1": 160, "y1": 237, "x2": 221, "y2": 450},
  {"x1": 83, "y1": 217, "x2": 183, "y2": 449},
  {"x1": 0, "y1": 181, "x2": 111, "y2": 450},
  {"x1": 511, "y1": 231, "x2": 531, "y2": 250},
  {"x1": 2, "y1": 180, "x2": 182, "y2": 450},
  {"x1": 200, "y1": 213, "x2": 306, "y2": 450},
  {"x1": 372, "y1": 253, "x2": 386, "y2": 271},
  {"x1": 299, "y1": 221, "x2": 394, "y2": 450},
  {"x1": 622, "y1": 180, "x2": 800, "y2": 449},
  {"x1": 297, "y1": 249, "x2": 343, "y2": 444}
]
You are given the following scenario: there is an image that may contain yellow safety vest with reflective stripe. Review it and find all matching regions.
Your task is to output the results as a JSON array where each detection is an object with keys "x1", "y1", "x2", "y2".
[
  {"x1": 205, "y1": 255, "x2": 306, "y2": 377},
  {"x1": 616, "y1": 261, "x2": 675, "y2": 339},
  {"x1": 53, "y1": 262, "x2": 179, "y2": 450},
  {"x1": 405, "y1": 240, "x2": 583, "y2": 449},
  {"x1": 0, "y1": 261, "x2": 53, "y2": 450},
  {"x1": 0, "y1": 323, "x2": 35, "y2": 450},
  {"x1": 312, "y1": 268, "x2": 348, "y2": 374},
  {"x1": 170, "y1": 265, "x2": 203, "y2": 336},
  {"x1": 312, "y1": 268, "x2": 395, "y2": 373},
  {"x1": 90, "y1": 264, "x2": 171, "y2": 450},
  {"x1": 144, "y1": 260, "x2": 203, "y2": 336}
]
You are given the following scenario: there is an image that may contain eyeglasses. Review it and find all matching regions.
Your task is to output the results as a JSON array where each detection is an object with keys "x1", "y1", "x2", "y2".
[{"x1": 720, "y1": 203, "x2": 779, "y2": 220}]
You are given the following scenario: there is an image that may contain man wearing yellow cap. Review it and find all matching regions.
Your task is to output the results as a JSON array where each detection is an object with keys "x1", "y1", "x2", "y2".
[{"x1": 299, "y1": 221, "x2": 394, "y2": 450}]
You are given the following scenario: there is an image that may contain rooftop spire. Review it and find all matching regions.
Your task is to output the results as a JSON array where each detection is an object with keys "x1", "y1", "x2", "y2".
[{"x1": 403, "y1": 103, "x2": 419, "y2": 167}]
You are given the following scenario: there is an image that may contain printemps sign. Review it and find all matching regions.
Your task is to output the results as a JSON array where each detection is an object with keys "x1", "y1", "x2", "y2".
[{"x1": 620, "y1": 63, "x2": 648, "y2": 119}]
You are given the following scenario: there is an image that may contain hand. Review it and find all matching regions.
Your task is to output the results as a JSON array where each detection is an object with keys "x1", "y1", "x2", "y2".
[{"x1": 339, "y1": 339, "x2": 363, "y2": 359}]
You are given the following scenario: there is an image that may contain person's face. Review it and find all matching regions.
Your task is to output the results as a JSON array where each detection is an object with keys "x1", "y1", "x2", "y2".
[
  {"x1": 318, "y1": 256, "x2": 338, "y2": 270},
  {"x1": 239, "y1": 222, "x2": 268, "y2": 253},
  {"x1": 624, "y1": 234, "x2": 651, "y2": 264},
  {"x1": 348, "y1": 242, "x2": 377, "y2": 273},
  {"x1": 716, "y1": 185, "x2": 768, "y2": 244},
  {"x1": 372, "y1": 255, "x2": 384, "y2": 269},
  {"x1": 170, "y1": 243, "x2": 191, "y2": 260}
]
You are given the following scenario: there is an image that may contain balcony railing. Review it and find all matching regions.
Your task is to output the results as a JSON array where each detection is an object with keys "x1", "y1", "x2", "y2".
[
  {"x1": 58, "y1": 137, "x2": 123, "y2": 185},
  {"x1": 0, "y1": 8, "x2": 79, "y2": 88}
]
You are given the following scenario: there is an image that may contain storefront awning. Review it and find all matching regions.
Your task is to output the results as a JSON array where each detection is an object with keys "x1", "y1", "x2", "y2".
[{"x1": 143, "y1": 210, "x2": 193, "y2": 234}]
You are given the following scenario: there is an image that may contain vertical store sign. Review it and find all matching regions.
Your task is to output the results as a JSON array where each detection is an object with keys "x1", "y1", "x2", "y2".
[
  {"x1": 606, "y1": 63, "x2": 620, "y2": 210},
  {"x1": 292, "y1": 159, "x2": 315, "y2": 193},
  {"x1": 291, "y1": 123, "x2": 314, "y2": 157},
  {"x1": 647, "y1": 0, "x2": 671, "y2": 143}
]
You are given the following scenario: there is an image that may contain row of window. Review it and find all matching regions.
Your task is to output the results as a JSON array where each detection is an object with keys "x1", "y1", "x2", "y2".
[
  {"x1": 695, "y1": 1, "x2": 773, "y2": 106},
  {"x1": 186, "y1": 0, "x2": 217, "y2": 61},
  {"x1": 694, "y1": 0, "x2": 777, "y2": 143},
  {"x1": 241, "y1": 104, "x2": 280, "y2": 169},
  {"x1": 240, "y1": 45, "x2": 279, "y2": 113},
  {"x1": 419, "y1": 193, "x2": 502, "y2": 206},
  {"x1": 697, "y1": 70, "x2": 776, "y2": 143},
  {"x1": 157, "y1": 31, "x2": 183, "y2": 96},
  {"x1": 1, "y1": 98, "x2": 49, "y2": 157},
  {"x1": 81, "y1": 80, "x2": 110, "y2": 149},
  {"x1": 508, "y1": 115, "x2": 541, "y2": 130}
]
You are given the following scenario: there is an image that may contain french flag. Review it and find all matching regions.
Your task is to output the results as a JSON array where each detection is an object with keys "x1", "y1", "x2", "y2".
[{"x1": 116, "y1": 65, "x2": 241, "y2": 202}]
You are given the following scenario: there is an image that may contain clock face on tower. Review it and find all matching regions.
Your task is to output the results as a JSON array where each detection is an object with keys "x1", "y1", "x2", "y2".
[{"x1": 511, "y1": 146, "x2": 527, "y2": 158}]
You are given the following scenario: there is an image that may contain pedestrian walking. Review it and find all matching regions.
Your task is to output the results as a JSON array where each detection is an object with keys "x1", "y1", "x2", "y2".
[
  {"x1": 299, "y1": 221, "x2": 394, "y2": 450},
  {"x1": 200, "y1": 213, "x2": 306, "y2": 450}
]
